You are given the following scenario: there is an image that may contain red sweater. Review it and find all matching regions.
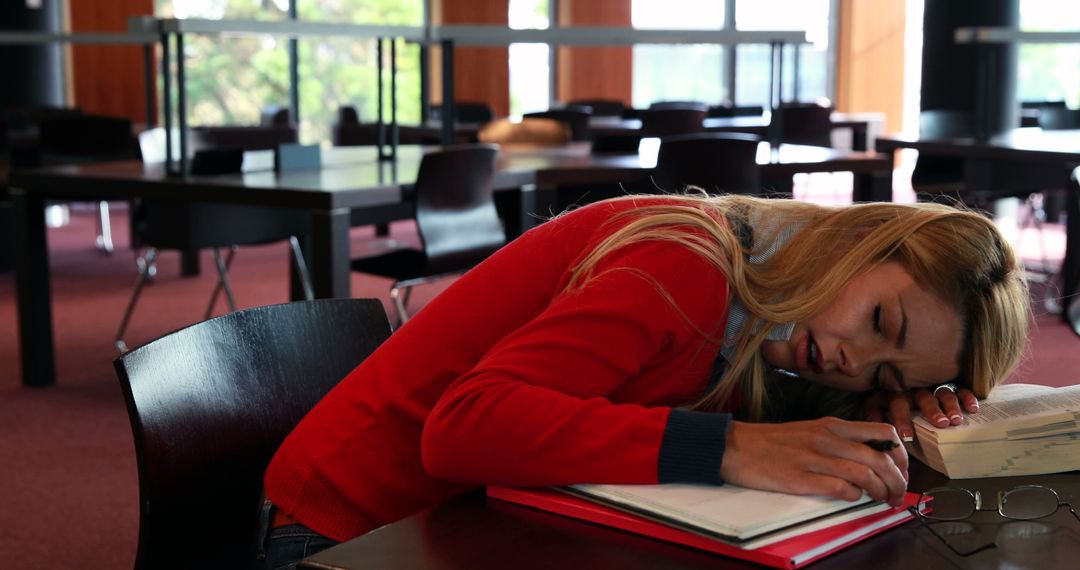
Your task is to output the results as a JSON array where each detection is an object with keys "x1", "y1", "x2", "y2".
[{"x1": 264, "y1": 197, "x2": 734, "y2": 542}]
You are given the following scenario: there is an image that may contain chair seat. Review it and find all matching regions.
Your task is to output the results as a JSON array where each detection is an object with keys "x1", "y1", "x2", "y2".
[{"x1": 352, "y1": 246, "x2": 495, "y2": 285}]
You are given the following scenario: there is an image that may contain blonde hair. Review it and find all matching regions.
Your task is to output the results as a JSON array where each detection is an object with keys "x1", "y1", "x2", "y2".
[{"x1": 564, "y1": 194, "x2": 1030, "y2": 421}]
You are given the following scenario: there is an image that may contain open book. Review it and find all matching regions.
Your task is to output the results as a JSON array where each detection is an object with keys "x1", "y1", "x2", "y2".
[
  {"x1": 488, "y1": 484, "x2": 921, "y2": 570},
  {"x1": 908, "y1": 383, "x2": 1080, "y2": 478}
]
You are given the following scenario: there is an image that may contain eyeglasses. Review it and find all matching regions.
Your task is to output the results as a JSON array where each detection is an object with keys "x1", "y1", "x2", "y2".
[{"x1": 909, "y1": 485, "x2": 1080, "y2": 556}]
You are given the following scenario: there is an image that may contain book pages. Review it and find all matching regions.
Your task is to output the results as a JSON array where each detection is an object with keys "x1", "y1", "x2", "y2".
[{"x1": 909, "y1": 383, "x2": 1080, "y2": 478}]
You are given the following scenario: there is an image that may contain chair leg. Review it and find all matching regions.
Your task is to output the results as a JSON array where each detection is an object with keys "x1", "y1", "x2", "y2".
[
  {"x1": 95, "y1": 201, "x2": 114, "y2": 254},
  {"x1": 390, "y1": 284, "x2": 411, "y2": 326},
  {"x1": 288, "y1": 236, "x2": 315, "y2": 301},
  {"x1": 205, "y1": 247, "x2": 239, "y2": 319},
  {"x1": 115, "y1": 248, "x2": 159, "y2": 353}
]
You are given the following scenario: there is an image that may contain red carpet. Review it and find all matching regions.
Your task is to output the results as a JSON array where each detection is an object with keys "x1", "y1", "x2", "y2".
[{"x1": 0, "y1": 196, "x2": 1077, "y2": 569}]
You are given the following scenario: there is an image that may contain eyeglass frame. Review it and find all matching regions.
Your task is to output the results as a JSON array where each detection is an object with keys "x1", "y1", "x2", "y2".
[{"x1": 908, "y1": 484, "x2": 1080, "y2": 557}]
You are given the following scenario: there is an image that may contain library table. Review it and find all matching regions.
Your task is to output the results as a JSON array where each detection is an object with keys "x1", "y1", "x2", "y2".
[
  {"x1": 10, "y1": 142, "x2": 891, "y2": 387},
  {"x1": 300, "y1": 461, "x2": 1080, "y2": 570}
]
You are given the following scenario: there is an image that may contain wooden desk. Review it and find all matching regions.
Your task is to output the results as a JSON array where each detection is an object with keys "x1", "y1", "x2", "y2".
[
  {"x1": 10, "y1": 142, "x2": 891, "y2": 387},
  {"x1": 589, "y1": 112, "x2": 880, "y2": 151},
  {"x1": 300, "y1": 463, "x2": 1080, "y2": 570},
  {"x1": 875, "y1": 128, "x2": 1080, "y2": 329}
]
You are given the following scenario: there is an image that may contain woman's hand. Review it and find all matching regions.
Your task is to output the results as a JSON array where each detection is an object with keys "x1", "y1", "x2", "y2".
[
  {"x1": 719, "y1": 418, "x2": 908, "y2": 507},
  {"x1": 863, "y1": 387, "x2": 980, "y2": 441}
]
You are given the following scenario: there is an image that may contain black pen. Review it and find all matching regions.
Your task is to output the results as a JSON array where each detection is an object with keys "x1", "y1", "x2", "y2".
[{"x1": 864, "y1": 439, "x2": 899, "y2": 452}]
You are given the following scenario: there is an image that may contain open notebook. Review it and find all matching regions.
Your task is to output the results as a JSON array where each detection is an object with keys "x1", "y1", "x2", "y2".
[{"x1": 488, "y1": 485, "x2": 923, "y2": 570}]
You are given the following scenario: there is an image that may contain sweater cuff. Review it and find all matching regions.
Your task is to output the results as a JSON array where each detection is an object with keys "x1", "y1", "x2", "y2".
[{"x1": 657, "y1": 409, "x2": 731, "y2": 485}]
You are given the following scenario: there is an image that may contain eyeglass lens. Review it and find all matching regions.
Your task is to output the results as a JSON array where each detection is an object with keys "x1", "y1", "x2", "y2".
[
  {"x1": 923, "y1": 488, "x2": 977, "y2": 520},
  {"x1": 1000, "y1": 486, "x2": 1059, "y2": 520}
]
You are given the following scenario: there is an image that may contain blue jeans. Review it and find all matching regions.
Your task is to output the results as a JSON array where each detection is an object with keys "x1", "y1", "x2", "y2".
[{"x1": 254, "y1": 500, "x2": 339, "y2": 570}]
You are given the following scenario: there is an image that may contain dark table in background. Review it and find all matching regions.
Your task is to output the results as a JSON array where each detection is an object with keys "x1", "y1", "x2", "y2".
[
  {"x1": 10, "y1": 141, "x2": 891, "y2": 388},
  {"x1": 875, "y1": 128, "x2": 1080, "y2": 329},
  {"x1": 589, "y1": 112, "x2": 882, "y2": 152},
  {"x1": 300, "y1": 461, "x2": 1080, "y2": 570}
]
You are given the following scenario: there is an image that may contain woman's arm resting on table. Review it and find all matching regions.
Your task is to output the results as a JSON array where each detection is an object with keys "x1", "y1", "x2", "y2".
[{"x1": 720, "y1": 417, "x2": 909, "y2": 508}]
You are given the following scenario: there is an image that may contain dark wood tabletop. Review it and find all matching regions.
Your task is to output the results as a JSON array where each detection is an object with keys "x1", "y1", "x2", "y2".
[
  {"x1": 9, "y1": 141, "x2": 892, "y2": 387},
  {"x1": 590, "y1": 112, "x2": 882, "y2": 151},
  {"x1": 300, "y1": 462, "x2": 1080, "y2": 570}
]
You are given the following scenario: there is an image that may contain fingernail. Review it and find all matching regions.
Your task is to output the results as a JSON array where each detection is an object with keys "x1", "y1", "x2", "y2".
[
  {"x1": 971, "y1": 402, "x2": 979, "y2": 411},
  {"x1": 934, "y1": 415, "x2": 949, "y2": 426},
  {"x1": 950, "y1": 414, "x2": 963, "y2": 424},
  {"x1": 902, "y1": 434, "x2": 914, "y2": 443}
]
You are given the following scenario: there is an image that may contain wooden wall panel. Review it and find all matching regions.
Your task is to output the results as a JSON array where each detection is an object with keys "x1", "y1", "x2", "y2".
[
  {"x1": 556, "y1": 0, "x2": 632, "y2": 105},
  {"x1": 432, "y1": 0, "x2": 510, "y2": 117},
  {"x1": 68, "y1": 0, "x2": 155, "y2": 125},
  {"x1": 835, "y1": 0, "x2": 906, "y2": 133}
]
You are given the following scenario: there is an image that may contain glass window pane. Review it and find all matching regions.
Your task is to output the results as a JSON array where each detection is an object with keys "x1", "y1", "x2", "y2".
[
  {"x1": 1018, "y1": 0, "x2": 1080, "y2": 108},
  {"x1": 735, "y1": 0, "x2": 829, "y2": 105},
  {"x1": 156, "y1": 1, "x2": 424, "y2": 144},
  {"x1": 509, "y1": 0, "x2": 550, "y2": 117},
  {"x1": 631, "y1": 0, "x2": 726, "y2": 107}
]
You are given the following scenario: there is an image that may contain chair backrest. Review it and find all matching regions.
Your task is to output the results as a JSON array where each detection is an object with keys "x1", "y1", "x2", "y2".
[
  {"x1": 652, "y1": 133, "x2": 762, "y2": 195},
  {"x1": 567, "y1": 98, "x2": 625, "y2": 117},
  {"x1": 773, "y1": 102, "x2": 834, "y2": 147},
  {"x1": 640, "y1": 107, "x2": 708, "y2": 137},
  {"x1": 709, "y1": 104, "x2": 765, "y2": 118},
  {"x1": 37, "y1": 114, "x2": 138, "y2": 159},
  {"x1": 337, "y1": 105, "x2": 361, "y2": 125},
  {"x1": 919, "y1": 109, "x2": 976, "y2": 139},
  {"x1": 260, "y1": 105, "x2": 293, "y2": 127},
  {"x1": 1038, "y1": 107, "x2": 1080, "y2": 130},
  {"x1": 413, "y1": 144, "x2": 505, "y2": 272},
  {"x1": 189, "y1": 125, "x2": 299, "y2": 152},
  {"x1": 649, "y1": 101, "x2": 709, "y2": 112},
  {"x1": 912, "y1": 110, "x2": 977, "y2": 191},
  {"x1": 432, "y1": 101, "x2": 495, "y2": 124},
  {"x1": 522, "y1": 109, "x2": 592, "y2": 141},
  {"x1": 114, "y1": 299, "x2": 392, "y2": 569}
]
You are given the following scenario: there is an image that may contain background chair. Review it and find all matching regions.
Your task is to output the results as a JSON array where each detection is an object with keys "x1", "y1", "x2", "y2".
[
  {"x1": 430, "y1": 101, "x2": 495, "y2": 124},
  {"x1": 771, "y1": 102, "x2": 835, "y2": 147},
  {"x1": 567, "y1": 98, "x2": 625, "y2": 117},
  {"x1": 650, "y1": 133, "x2": 762, "y2": 195},
  {"x1": 522, "y1": 107, "x2": 592, "y2": 141},
  {"x1": 640, "y1": 106, "x2": 707, "y2": 138},
  {"x1": 36, "y1": 114, "x2": 141, "y2": 254},
  {"x1": 115, "y1": 128, "x2": 314, "y2": 353},
  {"x1": 1038, "y1": 106, "x2": 1080, "y2": 130},
  {"x1": 351, "y1": 144, "x2": 505, "y2": 324},
  {"x1": 709, "y1": 104, "x2": 765, "y2": 118},
  {"x1": 114, "y1": 298, "x2": 392, "y2": 569}
]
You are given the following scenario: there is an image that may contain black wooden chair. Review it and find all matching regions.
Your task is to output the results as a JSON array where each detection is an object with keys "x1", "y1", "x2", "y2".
[
  {"x1": 567, "y1": 98, "x2": 625, "y2": 117},
  {"x1": 523, "y1": 107, "x2": 593, "y2": 141},
  {"x1": 36, "y1": 114, "x2": 140, "y2": 254},
  {"x1": 115, "y1": 128, "x2": 314, "y2": 353},
  {"x1": 351, "y1": 144, "x2": 505, "y2": 325},
  {"x1": 648, "y1": 101, "x2": 709, "y2": 112},
  {"x1": 772, "y1": 102, "x2": 834, "y2": 147},
  {"x1": 114, "y1": 298, "x2": 392, "y2": 570},
  {"x1": 640, "y1": 106, "x2": 708, "y2": 138},
  {"x1": 650, "y1": 133, "x2": 762, "y2": 195}
]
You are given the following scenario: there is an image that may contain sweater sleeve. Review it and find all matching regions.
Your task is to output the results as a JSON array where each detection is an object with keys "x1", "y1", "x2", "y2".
[{"x1": 421, "y1": 239, "x2": 731, "y2": 488}]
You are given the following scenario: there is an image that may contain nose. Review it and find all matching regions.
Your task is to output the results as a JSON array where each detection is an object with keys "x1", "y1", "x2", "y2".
[{"x1": 836, "y1": 342, "x2": 870, "y2": 378}]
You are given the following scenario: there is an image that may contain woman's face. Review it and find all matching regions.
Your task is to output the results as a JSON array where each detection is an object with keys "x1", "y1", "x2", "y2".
[{"x1": 760, "y1": 261, "x2": 963, "y2": 393}]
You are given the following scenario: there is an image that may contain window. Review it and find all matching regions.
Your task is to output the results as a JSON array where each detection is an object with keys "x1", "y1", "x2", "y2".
[
  {"x1": 155, "y1": 0, "x2": 424, "y2": 143},
  {"x1": 631, "y1": 0, "x2": 727, "y2": 109},
  {"x1": 1018, "y1": 0, "x2": 1080, "y2": 107},
  {"x1": 508, "y1": 0, "x2": 550, "y2": 117},
  {"x1": 735, "y1": 0, "x2": 830, "y2": 107}
]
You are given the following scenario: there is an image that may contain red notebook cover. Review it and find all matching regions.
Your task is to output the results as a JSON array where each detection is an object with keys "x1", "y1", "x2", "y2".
[{"x1": 487, "y1": 486, "x2": 923, "y2": 570}]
